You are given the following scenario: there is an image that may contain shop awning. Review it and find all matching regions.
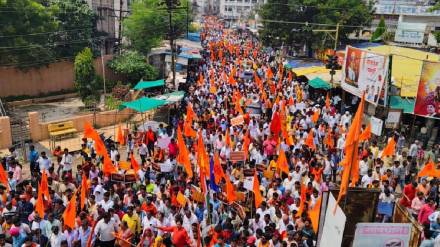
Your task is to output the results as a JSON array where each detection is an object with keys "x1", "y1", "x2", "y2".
[
  {"x1": 389, "y1": 96, "x2": 415, "y2": 114},
  {"x1": 308, "y1": 77, "x2": 332, "y2": 90},
  {"x1": 119, "y1": 97, "x2": 166, "y2": 113},
  {"x1": 133, "y1": 79, "x2": 165, "y2": 90},
  {"x1": 155, "y1": 91, "x2": 185, "y2": 104},
  {"x1": 292, "y1": 66, "x2": 328, "y2": 76}
]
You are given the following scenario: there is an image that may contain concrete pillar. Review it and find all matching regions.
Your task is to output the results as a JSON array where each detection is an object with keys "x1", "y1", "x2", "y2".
[
  {"x1": 0, "y1": 116, "x2": 12, "y2": 149},
  {"x1": 28, "y1": 112, "x2": 41, "y2": 142}
]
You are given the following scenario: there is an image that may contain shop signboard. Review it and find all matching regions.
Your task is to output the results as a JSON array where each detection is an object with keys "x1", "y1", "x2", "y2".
[{"x1": 353, "y1": 223, "x2": 412, "y2": 247}]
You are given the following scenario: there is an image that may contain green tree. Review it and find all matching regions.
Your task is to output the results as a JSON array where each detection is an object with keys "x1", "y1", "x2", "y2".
[
  {"x1": 123, "y1": 0, "x2": 190, "y2": 54},
  {"x1": 107, "y1": 50, "x2": 158, "y2": 85},
  {"x1": 259, "y1": 0, "x2": 373, "y2": 55},
  {"x1": 0, "y1": 0, "x2": 58, "y2": 66},
  {"x1": 74, "y1": 48, "x2": 100, "y2": 103},
  {"x1": 370, "y1": 16, "x2": 386, "y2": 42},
  {"x1": 49, "y1": 0, "x2": 99, "y2": 58}
]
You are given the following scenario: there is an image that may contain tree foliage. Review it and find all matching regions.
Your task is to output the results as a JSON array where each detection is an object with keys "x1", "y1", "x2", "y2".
[
  {"x1": 0, "y1": 0, "x2": 97, "y2": 67},
  {"x1": 370, "y1": 16, "x2": 386, "y2": 42},
  {"x1": 74, "y1": 48, "x2": 100, "y2": 103},
  {"x1": 259, "y1": 0, "x2": 373, "y2": 53},
  {"x1": 123, "y1": 0, "x2": 190, "y2": 54},
  {"x1": 107, "y1": 50, "x2": 158, "y2": 85}
]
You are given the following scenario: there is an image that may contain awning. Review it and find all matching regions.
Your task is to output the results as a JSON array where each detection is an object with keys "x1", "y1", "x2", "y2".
[
  {"x1": 155, "y1": 91, "x2": 185, "y2": 103},
  {"x1": 133, "y1": 79, "x2": 165, "y2": 90},
  {"x1": 308, "y1": 77, "x2": 332, "y2": 90},
  {"x1": 119, "y1": 97, "x2": 166, "y2": 113},
  {"x1": 292, "y1": 66, "x2": 328, "y2": 76},
  {"x1": 389, "y1": 96, "x2": 415, "y2": 114}
]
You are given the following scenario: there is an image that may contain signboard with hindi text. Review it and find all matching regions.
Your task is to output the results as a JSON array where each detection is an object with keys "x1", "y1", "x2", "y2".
[
  {"x1": 231, "y1": 115, "x2": 244, "y2": 126},
  {"x1": 353, "y1": 223, "x2": 412, "y2": 247}
]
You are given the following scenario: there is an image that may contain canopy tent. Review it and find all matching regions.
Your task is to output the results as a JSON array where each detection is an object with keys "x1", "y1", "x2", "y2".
[
  {"x1": 154, "y1": 91, "x2": 185, "y2": 104},
  {"x1": 292, "y1": 66, "x2": 328, "y2": 76},
  {"x1": 119, "y1": 97, "x2": 166, "y2": 113},
  {"x1": 308, "y1": 77, "x2": 332, "y2": 90},
  {"x1": 389, "y1": 96, "x2": 415, "y2": 114},
  {"x1": 133, "y1": 79, "x2": 165, "y2": 90}
]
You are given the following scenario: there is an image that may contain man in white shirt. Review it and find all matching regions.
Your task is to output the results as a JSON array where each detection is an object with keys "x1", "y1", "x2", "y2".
[
  {"x1": 138, "y1": 143, "x2": 148, "y2": 164},
  {"x1": 60, "y1": 148, "x2": 73, "y2": 173},
  {"x1": 110, "y1": 146, "x2": 119, "y2": 163},
  {"x1": 94, "y1": 213, "x2": 118, "y2": 246},
  {"x1": 361, "y1": 169, "x2": 374, "y2": 188},
  {"x1": 37, "y1": 152, "x2": 52, "y2": 174},
  {"x1": 49, "y1": 226, "x2": 66, "y2": 247},
  {"x1": 97, "y1": 192, "x2": 114, "y2": 212},
  {"x1": 359, "y1": 156, "x2": 369, "y2": 177},
  {"x1": 182, "y1": 209, "x2": 198, "y2": 233}
]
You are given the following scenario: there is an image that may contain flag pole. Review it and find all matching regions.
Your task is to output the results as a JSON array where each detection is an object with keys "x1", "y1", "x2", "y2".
[{"x1": 343, "y1": 143, "x2": 357, "y2": 211}]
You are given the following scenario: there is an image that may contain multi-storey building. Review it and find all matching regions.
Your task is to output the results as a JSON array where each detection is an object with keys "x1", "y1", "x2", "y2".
[{"x1": 219, "y1": 0, "x2": 266, "y2": 25}]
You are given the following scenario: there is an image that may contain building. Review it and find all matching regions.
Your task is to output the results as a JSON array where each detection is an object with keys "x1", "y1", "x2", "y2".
[
  {"x1": 86, "y1": 0, "x2": 131, "y2": 54},
  {"x1": 219, "y1": 0, "x2": 266, "y2": 25},
  {"x1": 371, "y1": 0, "x2": 440, "y2": 47},
  {"x1": 193, "y1": 0, "x2": 220, "y2": 17}
]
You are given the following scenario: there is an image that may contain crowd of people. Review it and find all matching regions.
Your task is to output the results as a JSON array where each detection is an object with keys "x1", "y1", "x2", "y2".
[{"x1": 0, "y1": 17, "x2": 440, "y2": 247}]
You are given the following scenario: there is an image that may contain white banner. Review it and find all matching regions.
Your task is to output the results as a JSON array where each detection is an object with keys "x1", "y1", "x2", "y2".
[
  {"x1": 370, "y1": 116, "x2": 383, "y2": 136},
  {"x1": 341, "y1": 46, "x2": 389, "y2": 105},
  {"x1": 320, "y1": 193, "x2": 346, "y2": 247}
]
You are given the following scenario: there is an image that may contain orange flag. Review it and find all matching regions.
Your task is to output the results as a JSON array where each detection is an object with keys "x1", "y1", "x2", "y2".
[
  {"x1": 418, "y1": 159, "x2": 438, "y2": 178},
  {"x1": 197, "y1": 132, "x2": 209, "y2": 175},
  {"x1": 310, "y1": 196, "x2": 322, "y2": 233},
  {"x1": 296, "y1": 183, "x2": 307, "y2": 217},
  {"x1": 213, "y1": 152, "x2": 225, "y2": 184},
  {"x1": 0, "y1": 164, "x2": 8, "y2": 191},
  {"x1": 243, "y1": 130, "x2": 251, "y2": 160},
  {"x1": 253, "y1": 171, "x2": 263, "y2": 208},
  {"x1": 228, "y1": 73, "x2": 237, "y2": 85},
  {"x1": 186, "y1": 104, "x2": 196, "y2": 123},
  {"x1": 177, "y1": 127, "x2": 193, "y2": 178},
  {"x1": 102, "y1": 153, "x2": 117, "y2": 175},
  {"x1": 305, "y1": 129, "x2": 316, "y2": 150},
  {"x1": 80, "y1": 174, "x2": 88, "y2": 210},
  {"x1": 381, "y1": 138, "x2": 396, "y2": 158},
  {"x1": 35, "y1": 184, "x2": 45, "y2": 218},
  {"x1": 130, "y1": 153, "x2": 140, "y2": 174},
  {"x1": 184, "y1": 120, "x2": 197, "y2": 139},
  {"x1": 225, "y1": 129, "x2": 231, "y2": 148},
  {"x1": 359, "y1": 123, "x2": 372, "y2": 142},
  {"x1": 325, "y1": 92, "x2": 330, "y2": 109},
  {"x1": 225, "y1": 175, "x2": 237, "y2": 203},
  {"x1": 288, "y1": 96, "x2": 294, "y2": 106},
  {"x1": 277, "y1": 150, "x2": 289, "y2": 175},
  {"x1": 176, "y1": 191, "x2": 187, "y2": 206},
  {"x1": 336, "y1": 94, "x2": 365, "y2": 209},
  {"x1": 312, "y1": 109, "x2": 320, "y2": 123},
  {"x1": 63, "y1": 192, "x2": 77, "y2": 229},
  {"x1": 117, "y1": 125, "x2": 125, "y2": 145},
  {"x1": 40, "y1": 169, "x2": 50, "y2": 200}
]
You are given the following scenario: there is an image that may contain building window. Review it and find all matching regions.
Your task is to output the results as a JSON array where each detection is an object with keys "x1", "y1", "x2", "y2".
[{"x1": 245, "y1": 0, "x2": 249, "y2": 2}]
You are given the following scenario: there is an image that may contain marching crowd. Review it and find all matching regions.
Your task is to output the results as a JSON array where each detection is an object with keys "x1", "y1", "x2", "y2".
[{"x1": 1, "y1": 17, "x2": 440, "y2": 247}]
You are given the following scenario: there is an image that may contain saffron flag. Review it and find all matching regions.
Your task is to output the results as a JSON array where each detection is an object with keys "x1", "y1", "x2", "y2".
[
  {"x1": 130, "y1": 153, "x2": 140, "y2": 174},
  {"x1": 312, "y1": 109, "x2": 320, "y2": 123},
  {"x1": 177, "y1": 127, "x2": 193, "y2": 178},
  {"x1": 381, "y1": 138, "x2": 396, "y2": 158},
  {"x1": 305, "y1": 129, "x2": 316, "y2": 150},
  {"x1": 310, "y1": 196, "x2": 322, "y2": 233},
  {"x1": 80, "y1": 174, "x2": 88, "y2": 210},
  {"x1": 336, "y1": 94, "x2": 365, "y2": 209},
  {"x1": 35, "y1": 184, "x2": 45, "y2": 218},
  {"x1": 40, "y1": 169, "x2": 50, "y2": 200},
  {"x1": 243, "y1": 130, "x2": 251, "y2": 160},
  {"x1": 277, "y1": 150, "x2": 289, "y2": 175},
  {"x1": 266, "y1": 67, "x2": 273, "y2": 79},
  {"x1": 253, "y1": 171, "x2": 263, "y2": 208},
  {"x1": 418, "y1": 159, "x2": 438, "y2": 178},
  {"x1": 63, "y1": 192, "x2": 77, "y2": 229},
  {"x1": 213, "y1": 152, "x2": 225, "y2": 184},
  {"x1": 296, "y1": 183, "x2": 307, "y2": 217},
  {"x1": 176, "y1": 191, "x2": 187, "y2": 206},
  {"x1": 225, "y1": 129, "x2": 231, "y2": 148},
  {"x1": 102, "y1": 153, "x2": 117, "y2": 175},
  {"x1": 325, "y1": 128, "x2": 334, "y2": 149},
  {"x1": 117, "y1": 125, "x2": 125, "y2": 145},
  {"x1": 270, "y1": 112, "x2": 281, "y2": 137},
  {"x1": 225, "y1": 175, "x2": 237, "y2": 203},
  {"x1": 359, "y1": 123, "x2": 372, "y2": 142}
]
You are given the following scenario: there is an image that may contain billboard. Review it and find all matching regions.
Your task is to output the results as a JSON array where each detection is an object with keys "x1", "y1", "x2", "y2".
[
  {"x1": 341, "y1": 46, "x2": 389, "y2": 105},
  {"x1": 353, "y1": 223, "x2": 412, "y2": 247},
  {"x1": 414, "y1": 61, "x2": 440, "y2": 118}
]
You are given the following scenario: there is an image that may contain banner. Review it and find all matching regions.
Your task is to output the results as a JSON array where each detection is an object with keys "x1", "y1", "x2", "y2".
[
  {"x1": 352, "y1": 223, "x2": 412, "y2": 247},
  {"x1": 414, "y1": 61, "x2": 440, "y2": 118},
  {"x1": 341, "y1": 46, "x2": 389, "y2": 105},
  {"x1": 319, "y1": 193, "x2": 346, "y2": 247}
]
